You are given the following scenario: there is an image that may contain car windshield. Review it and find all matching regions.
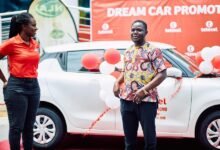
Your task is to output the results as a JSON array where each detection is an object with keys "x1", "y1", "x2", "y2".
[{"x1": 165, "y1": 49, "x2": 200, "y2": 75}]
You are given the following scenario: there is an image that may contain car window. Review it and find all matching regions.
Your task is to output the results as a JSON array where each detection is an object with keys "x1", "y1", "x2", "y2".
[
  {"x1": 67, "y1": 50, "x2": 104, "y2": 73},
  {"x1": 118, "y1": 49, "x2": 126, "y2": 54},
  {"x1": 163, "y1": 58, "x2": 173, "y2": 68},
  {"x1": 164, "y1": 49, "x2": 199, "y2": 77}
]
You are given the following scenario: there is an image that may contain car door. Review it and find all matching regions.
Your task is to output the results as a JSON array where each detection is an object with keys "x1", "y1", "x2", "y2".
[
  {"x1": 115, "y1": 53, "x2": 192, "y2": 135},
  {"x1": 45, "y1": 50, "x2": 116, "y2": 131},
  {"x1": 155, "y1": 74, "x2": 192, "y2": 133}
]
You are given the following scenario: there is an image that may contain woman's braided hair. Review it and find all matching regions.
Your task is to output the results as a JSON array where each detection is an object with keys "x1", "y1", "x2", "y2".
[{"x1": 9, "y1": 12, "x2": 33, "y2": 38}]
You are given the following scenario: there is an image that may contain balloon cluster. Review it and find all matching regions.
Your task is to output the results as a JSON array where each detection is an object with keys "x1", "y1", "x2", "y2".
[
  {"x1": 195, "y1": 46, "x2": 220, "y2": 74},
  {"x1": 99, "y1": 76, "x2": 120, "y2": 109},
  {"x1": 81, "y1": 48, "x2": 123, "y2": 72},
  {"x1": 81, "y1": 48, "x2": 123, "y2": 109}
]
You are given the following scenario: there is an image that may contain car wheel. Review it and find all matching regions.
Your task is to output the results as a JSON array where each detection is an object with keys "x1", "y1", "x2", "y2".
[
  {"x1": 33, "y1": 107, "x2": 65, "y2": 149},
  {"x1": 197, "y1": 111, "x2": 220, "y2": 150}
]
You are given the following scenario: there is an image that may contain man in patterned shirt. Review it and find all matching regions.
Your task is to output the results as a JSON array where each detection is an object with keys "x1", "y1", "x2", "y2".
[{"x1": 113, "y1": 20, "x2": 167, "y2": 150}]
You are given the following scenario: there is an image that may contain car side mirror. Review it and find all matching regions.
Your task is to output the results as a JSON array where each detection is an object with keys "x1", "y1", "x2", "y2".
[{"x1": 167, "y1": 67, "x2": 182, "y2": 78}]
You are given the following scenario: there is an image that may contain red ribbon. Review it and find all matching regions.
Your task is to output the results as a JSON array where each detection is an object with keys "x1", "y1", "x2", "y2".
[{"x1": 84, "y1": 107, "x2": 111, "y2": 137}]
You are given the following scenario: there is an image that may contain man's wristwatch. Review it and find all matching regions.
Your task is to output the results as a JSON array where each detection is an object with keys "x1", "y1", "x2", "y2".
[{"x1": 142, "y1": 89, "x2": 148, "y2": 95}]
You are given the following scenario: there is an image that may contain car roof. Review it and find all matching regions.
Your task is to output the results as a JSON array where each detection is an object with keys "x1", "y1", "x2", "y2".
[{"x1": 43, "y1": 41, "x2": 176, "y2": 53}]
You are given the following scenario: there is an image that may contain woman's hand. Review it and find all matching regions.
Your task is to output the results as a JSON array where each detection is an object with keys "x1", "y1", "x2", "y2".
[
  {"x1": 3, "y1": 81, "x2": 7, "y2": 88},
  {"x1": 113, "y1": 82, "x2": 120, "y2": 98}
]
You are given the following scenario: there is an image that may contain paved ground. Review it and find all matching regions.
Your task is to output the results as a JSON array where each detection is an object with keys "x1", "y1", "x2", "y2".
[
  {"x1": 0, "y1": 133, "x2": 207, "y2": 150},
  {"x1": 0, "y1": 109, "x2": 207, "y2": 150},
  {"x1": 56, "y1": 134, "x2": 207, "y2": 150},
  {"x1": 0, "y1": 124, "x2": 206, "y2": 150}
]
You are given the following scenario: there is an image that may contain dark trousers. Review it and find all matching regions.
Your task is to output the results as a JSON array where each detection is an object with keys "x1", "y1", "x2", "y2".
[
  {"x1": 120, "y1": 99, "x2": 158, "y2": 150},
  {"x1": 4, "y1": 76, "x2": 40, "y2": 150}
]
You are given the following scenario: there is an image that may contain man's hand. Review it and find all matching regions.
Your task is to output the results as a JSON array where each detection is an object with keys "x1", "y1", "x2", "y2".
[
  {"x1": 113, "y1": 82, "x2": 120, "y2": 98},
  {"x1": 133, "y1": 89, "x2": 145, "y2": 104}
]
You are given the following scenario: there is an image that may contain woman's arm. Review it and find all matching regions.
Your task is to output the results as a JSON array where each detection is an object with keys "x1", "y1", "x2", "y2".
[
  {"x1": 0, "y1": 54, "x2": 7, "y2": 85},
  {"x1": 0, "y1": 69, "x2": 7, "y2": 83}
]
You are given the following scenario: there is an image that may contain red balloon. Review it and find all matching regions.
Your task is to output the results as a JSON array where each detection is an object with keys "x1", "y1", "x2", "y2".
[
  {"x1": 212, "y1": 55, "x2": 220, "y2": 69},
  {"x1": 195, "y1": 52, "x2": 203, "y2": 65},
  {"x1": 81, "y1": 53, "x2": 100, "y2": 69},
  {"x1": 104, "y1": 48, "x2": 121, "y2": 64},
  {"x1": 111, "y1": 71, "x2": 121, "y2": 79}
]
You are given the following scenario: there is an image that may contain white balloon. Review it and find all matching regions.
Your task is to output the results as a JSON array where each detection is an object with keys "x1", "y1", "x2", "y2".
[
  {"x1": 201, "y1": 46, "x2": 220, "y2": 61},
  {"x1": 99, "y1": 61, "x2": 115, "y2": 75},
  {"x1": 212, "y1": 46, "x2": 220, "y2": 51},
  {"x1": 99, "y1": 76, "x2": 116, "y2": 91},
  {"x1": 210, "y1": 46, "x2": 220, "y2": 57},
  {"x1": 99, "y1": 90, "x2": 107, "y2": 101},
  {"x1": 105, "y1": 95, "x2": 120, "y2": 109},
  {"x1": 201, "y1": 47, "x2": 213, "y2": 61},
  {"x1": 199, "y1": 61, "x2": 213, "y2": 74}
]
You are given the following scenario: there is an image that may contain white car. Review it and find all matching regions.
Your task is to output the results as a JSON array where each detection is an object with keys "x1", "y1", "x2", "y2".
[{"x1": 34, "y1": 41, "x2": 220, "y2": 150}]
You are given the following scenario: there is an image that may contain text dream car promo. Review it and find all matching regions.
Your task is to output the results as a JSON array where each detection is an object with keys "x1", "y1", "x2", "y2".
[{"x1": 107, "y1": 5, "x2": 220, "y2": 17}]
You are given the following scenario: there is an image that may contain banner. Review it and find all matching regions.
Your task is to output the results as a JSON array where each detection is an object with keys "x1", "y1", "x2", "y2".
[
  {"x1": 29, "y1": 0, "x2": 78, "y2": 48},
  {"x1": 91, "y1": 0, "x2": 220, "y2": 57}
]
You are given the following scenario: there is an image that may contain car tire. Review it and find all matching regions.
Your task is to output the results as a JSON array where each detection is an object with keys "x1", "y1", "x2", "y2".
[
  {"x1": 33, "y1": 107, "x2": 65, "y2": 149},
  {"x1": 197, "y1": 111, "x2": 220, "y2": 150}
]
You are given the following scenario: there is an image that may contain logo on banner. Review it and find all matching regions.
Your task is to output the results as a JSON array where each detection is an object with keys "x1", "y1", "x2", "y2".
[
  {"x1": 201, "y1": 21, "x2": 218, "y2": 32},
  {"x1": 187, "y1": 45, "x2": 195, "y2": 53},
  {"x1": 35, "y1": 0, "x2": 64, "y2": 18},
  {"x1": 185, "y1": 45, "x2": 196, "y2": 57},
  {"x1": 98, "y1": 23, "x2": 113, "y2": 34},
  {"x1": 165, "y1": 21, "x2": 181, "y2": 33}
]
